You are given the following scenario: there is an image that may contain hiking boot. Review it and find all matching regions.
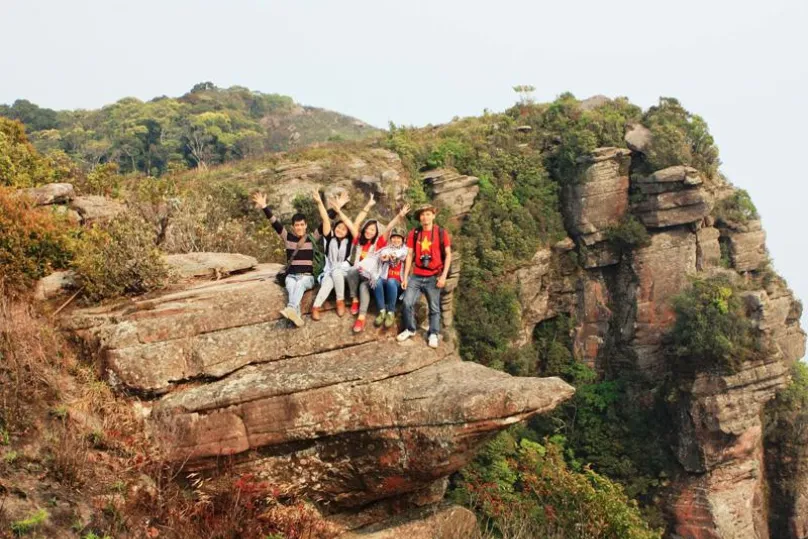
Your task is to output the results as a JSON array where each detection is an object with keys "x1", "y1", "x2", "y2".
[
  {"x1": 384, "y1": 311, "x2": 396, "y2": 329},
  {"x1": 279, "y1": 307, "x2": 292, "y2": 321},
  {"x1": 336, "y1": 300, "x2": 346, "y2": 317},
  {"x1": 288, "y1": 309, "x2": 305, "y2": 328},
  {"x1": 396, "y1": 329, "x2": 415, "y2": 342},
  {"x1": 311, "y1": 307, "x2": 321, "y2": 321},
  {"x1": 374, "y1": 310, "x2": 386, "y2": 327},
  {"x1": 428, "y1": 334, "x2": 439, "y2": 349},
  {"x1": 350, "y1": 299, "x2": 360, "y2": 316},
  {"x1": 353, "y1": 317, "x2": 366, "y2": 333}
]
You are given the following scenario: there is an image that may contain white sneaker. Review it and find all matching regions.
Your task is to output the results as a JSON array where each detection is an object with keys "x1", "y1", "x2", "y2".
[
  {"x1": 397, "y1": 329, "x2": 416, "y2": 342},
  {"x1": 428, "y1": 334, "x2": 439, "y2": 349}
]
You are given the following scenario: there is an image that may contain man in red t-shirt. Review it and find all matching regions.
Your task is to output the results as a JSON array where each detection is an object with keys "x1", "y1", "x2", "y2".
[{"x1": 396, "y1": 204, "x2": 452, "y2": 348}]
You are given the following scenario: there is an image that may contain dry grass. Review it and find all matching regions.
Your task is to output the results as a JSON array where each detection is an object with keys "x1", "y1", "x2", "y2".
[{"x1": 0, "y1": 288, "x2": 344, "y2": 538}]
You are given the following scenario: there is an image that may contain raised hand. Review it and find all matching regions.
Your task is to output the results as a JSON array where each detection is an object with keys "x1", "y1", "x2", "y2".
[
  {"x1": 251, "y1": 192, "x2": 268, "y2": 209},
  {"x1": 366, "y1": 193, "x2": 376, "y2": 209},
  {"x1": 311, "y1": 187, "x2": 323, "y2": 202},
  {"x1": 398, "y1": 203, "x2": 411, "y2": 217},
  {"x1": 334, "y1": 191, "x2": 350, "y2": 210}
]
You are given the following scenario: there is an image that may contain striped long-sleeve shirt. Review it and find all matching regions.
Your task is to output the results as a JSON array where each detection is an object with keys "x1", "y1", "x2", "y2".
[{"x1": 263, "y1": 206, "x2": 321, "y2": 275}]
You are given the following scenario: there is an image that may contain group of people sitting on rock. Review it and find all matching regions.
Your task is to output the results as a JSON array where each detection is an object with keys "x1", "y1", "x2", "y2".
[{"x1": 251, "y1": 189, "x2": 452, "y2": 348}]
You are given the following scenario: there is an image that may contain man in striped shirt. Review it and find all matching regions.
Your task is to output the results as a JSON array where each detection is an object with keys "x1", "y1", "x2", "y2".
[{"x1": 252, "y1": 189, "x2": 346, "y2": 327}]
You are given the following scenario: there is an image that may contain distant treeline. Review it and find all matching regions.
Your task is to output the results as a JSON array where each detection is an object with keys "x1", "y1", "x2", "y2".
[{"x1": 0, "y1": 82, "x2": 375, "y2": 176}]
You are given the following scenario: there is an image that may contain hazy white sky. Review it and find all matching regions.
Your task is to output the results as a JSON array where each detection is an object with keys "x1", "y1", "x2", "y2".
[{"x1": 2, "y1": 0, "x2": 806, "y2": 346}]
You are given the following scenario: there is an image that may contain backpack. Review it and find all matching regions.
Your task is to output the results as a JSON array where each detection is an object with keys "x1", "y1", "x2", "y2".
[
  {"x1": 414, "y1": 225, "x2": 448, "y2": 269},
  {"x1": 311, "y1": 233, "x2": 326, "y2": 277}
]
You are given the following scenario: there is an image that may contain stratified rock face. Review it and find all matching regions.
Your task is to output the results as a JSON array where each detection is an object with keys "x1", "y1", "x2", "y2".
[
  {"x1": 563, "y1": 147, "x2": 632, "y2": 247},
  {"x1": 720, "y1": 219, "x2": 767, "y2": 272},
  {"x1": 667, "y1": 283, "x2": 805, "y2": 539},
  {"x1": 513, "y1": 243, "x2": 578, "y2": 347},
  {"x1": 62, "y1": 263, "x2": 574, "y2": 520},
  {"x1": 422, "y1": 168, "x2": 480, "y2": 219},
  {"x1": 632, "y1": 165, "x2": 711, "y2": 228},
  {"x1": 631, "y1": 227, "x2": 697, "y2": 378},
  {"x1": 261, "y1": 149, "x2": 409, "y2": 217}
]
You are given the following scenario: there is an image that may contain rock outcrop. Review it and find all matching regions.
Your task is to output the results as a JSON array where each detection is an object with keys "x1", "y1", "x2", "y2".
[
  {"x1": 553, "y1": 142, "x2": 806, "y2": 537},
  {"x1": 563, "y1": 147, "x2": 631, "y2": 250},
  {"x1": 18, "y1": 182, "x2": 75, "y2": 206},
  {"x1": 632, "y1": 165, "x2": 711, "y2": 229},
  {"x1": 422, "y1": 168, "x2": 480, "y2": 219},
  {"x1": 62, "y1": 263, "x2": 574, "y2": 533},
  {"x1": 162, "y1": 252, "x2": 258, "y2": 279}
]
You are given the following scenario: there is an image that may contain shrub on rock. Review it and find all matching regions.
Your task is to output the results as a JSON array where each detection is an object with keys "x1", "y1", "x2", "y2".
[
  {"x1": 73, "y1": 212, "x2": 171, "y2": 301},
  {"x1": 669, "y1": 275, "x2": 761, "y2": 373}
]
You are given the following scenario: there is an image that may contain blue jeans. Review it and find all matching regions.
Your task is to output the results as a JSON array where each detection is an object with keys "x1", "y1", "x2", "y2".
[
  {"x1": 285, "y1": 273, "x2": 315, "y2": 314},
  {"x1": 402, "y1": 275, "x2": 441, "y2": 336},
  {"x1": 374, "y1": 278, "x2": 402, "y2": 313}
]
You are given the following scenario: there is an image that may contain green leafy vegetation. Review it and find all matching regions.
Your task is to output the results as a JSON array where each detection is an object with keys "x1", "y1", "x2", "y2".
[
  {"x1": 72, "y1": 213, "x2": 171, "y2": 302},
  {"x1": 10, "y1": 508, "x2": 48, "y2": 536},
  {"x1": 1, "y1": 83, "x2": 378, "y2": 176},
  {"x1": 713, "y1": 189, "x2": 759, "y2": 226},
  {"x1": 669, "y1": 275, "x2": 762, "y2": 373},
  {"x1": 451, "y1": 429, "x2": 662, "y2": 538},
  {"x1": 642, "y1": 97, "x2": 721, "y2": 177},
  {"x1": 0, "y1": 186, "x2": 76, "y2": 295},
  {"x1": 605, "y1": 216, "x2": 651, "y2": 253},
  {"x1": 0, "y1": 117, "x2": 73, "y2": 187}
]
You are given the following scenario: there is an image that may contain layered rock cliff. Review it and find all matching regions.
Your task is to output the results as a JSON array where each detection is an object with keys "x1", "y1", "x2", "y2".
[
  {"x1": 61, "y1": 262, "x2": 573, "y2": 535},
  {"x1": 508, "y1": 133, "x2": 806, "y2": 537}
]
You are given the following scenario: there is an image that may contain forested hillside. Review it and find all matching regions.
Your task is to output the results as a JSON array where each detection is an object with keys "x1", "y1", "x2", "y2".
[{"x1": 0, "y1": 83, "x2": 378, "y2": 177}]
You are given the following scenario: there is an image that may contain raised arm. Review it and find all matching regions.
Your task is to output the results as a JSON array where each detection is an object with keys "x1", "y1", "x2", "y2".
[
  {"x1": 312, "y1": 188, "x2": 331, "y2": 237},
  {"x1": 353, "y1": 193, "x2": 376, "y2": 229},
  {"x1": 329, "y1": 199, "x2": 358, "y2": 238},
  {"x1": 252, "y1": 191, "x2": 285, "y2": 238},
  {"x1": 383, "y1": 203, "x2": 410, "y2": 241}
]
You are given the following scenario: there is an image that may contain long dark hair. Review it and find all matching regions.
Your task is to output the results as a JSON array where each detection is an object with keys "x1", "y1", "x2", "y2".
[{"x1": 358, "y1": 220, "x2": 379, "y2": 246}]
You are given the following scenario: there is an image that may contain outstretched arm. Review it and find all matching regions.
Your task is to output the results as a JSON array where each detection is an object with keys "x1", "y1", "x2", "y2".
[
  {"x1": 312, "y1": 188, "x2": 331, "y2": 237},
  {"x1": 353, "y1": 192, "x2": 376, "y2": 229},
  {"x1": 383, "y1": 203, "x2": 411, "y2": 241},
  {"x1": 252, "y1": 191, "x2": 285, "y2": 238},
  {"x1": 329, "y1": 199, "x2": 359, "y2": 238}
]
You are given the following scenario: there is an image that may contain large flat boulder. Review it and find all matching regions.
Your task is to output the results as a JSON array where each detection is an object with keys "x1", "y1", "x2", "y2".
[
  {"x1": 70, "y1": 195, "x2": 126, "y2": 222},
  {"x1": 61, "y1": 262, "x2": 575, "y2": 515},
  {"x1": 162, "y1": 252, "x2": 258, "y2": 279},
  {"x1": 17, "y1": 182, "x2": 75, "y2": 206},
  {"x1": 150, "y1": 342, "x2": 573, "y2": 505}
]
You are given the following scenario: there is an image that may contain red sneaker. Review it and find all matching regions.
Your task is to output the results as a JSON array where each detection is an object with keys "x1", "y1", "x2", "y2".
[
  {"x1": 352, "y1": 318, "x2": 365, "y2": 333},
  {"x1": 350, "y1": 299, "x2": 360, "y2": 316}
]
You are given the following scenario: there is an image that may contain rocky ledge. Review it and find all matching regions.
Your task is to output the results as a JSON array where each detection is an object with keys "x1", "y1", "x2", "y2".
[{"x1": 61, "y1": 263, "x2": 574, "y2": 535}]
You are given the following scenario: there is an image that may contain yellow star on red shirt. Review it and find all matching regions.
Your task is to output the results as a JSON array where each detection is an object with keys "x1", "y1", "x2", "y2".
[{"x1": 420, "y1": 236, "x2": 433, "y2": 252}]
